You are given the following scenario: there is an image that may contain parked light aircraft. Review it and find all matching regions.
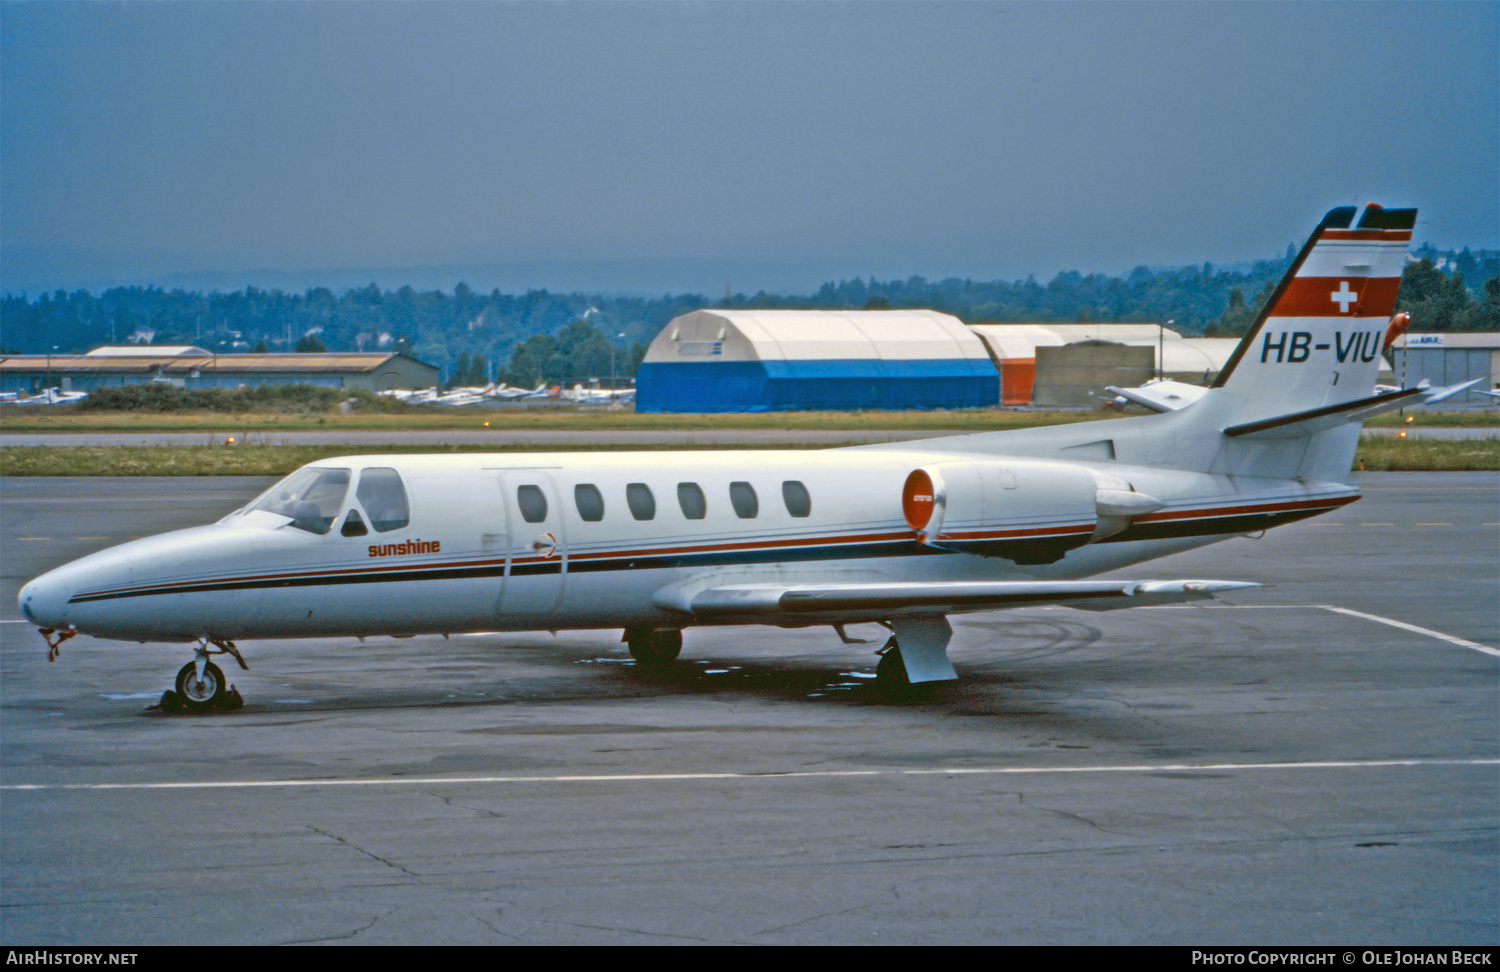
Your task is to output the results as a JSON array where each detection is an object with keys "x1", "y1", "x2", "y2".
[
  {"x1": 493, "y1": 383, "x2": 549, "y2": 400},
  {"x1": 11, "y1": 387, "x2": 89, "y2": 406},
  {"x1": 20, "y1": 203, "x2": 1453, "y2": 707},
  {"x1": 566, "y1": 383, "x2": 636, "y2": 405}
]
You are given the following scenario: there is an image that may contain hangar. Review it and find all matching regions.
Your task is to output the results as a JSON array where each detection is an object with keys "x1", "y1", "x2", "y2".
[
  {"x1": 1387, "y1": 332, "x2": 1499, "y2": 406},
  {"x1": 0, "y1": 346, "x2": 439, "y2": 397},
  {"x1": 968, "y1": 324, "x2": 1242, "y2": 405},
  {"x1": 634, "y1": 309, "x2": 999, "y2": 412}
]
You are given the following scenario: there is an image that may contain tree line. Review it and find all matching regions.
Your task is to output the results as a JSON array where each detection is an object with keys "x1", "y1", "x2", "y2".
[{"x1": 2, "y1": 245, "x2": 1493, "y2": 386}]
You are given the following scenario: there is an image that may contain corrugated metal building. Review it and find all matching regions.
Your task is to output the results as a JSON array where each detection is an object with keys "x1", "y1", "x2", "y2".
[
  {"x1": 1387, "y1": 332, "x2": 1500, "y2": 406},
  {"x1": 635, "y1": 309, "x2": 999, "y2": 412},
  {"x1": 0, "y1": 347, "x2": 439, "y2": 396},
  {"x1": 970, "y1": 324, "x2": 1263, "y2": 403}
]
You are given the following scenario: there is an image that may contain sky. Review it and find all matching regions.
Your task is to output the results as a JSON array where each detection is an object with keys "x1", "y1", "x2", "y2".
[{"x1": 2, "y1": 1, "x2": 1496, "y2": 297}]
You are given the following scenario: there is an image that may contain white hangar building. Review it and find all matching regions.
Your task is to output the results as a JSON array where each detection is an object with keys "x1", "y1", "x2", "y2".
[{"x1": 634, "y1": 309, "x2": 1000, "y2": 412}]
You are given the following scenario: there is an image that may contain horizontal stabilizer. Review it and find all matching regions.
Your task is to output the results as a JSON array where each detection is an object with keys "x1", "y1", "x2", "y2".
[
  {"x1": 1104, "y1": 379, "x2": 1209, "y2": 413},
  {"x1": 1420, "y1": 377, "x2": 1486, "y2": 405},
  {"x1": 661, "y1": 579, "x2": 1259, "y2": 623},
  {"x1": 1223, "y1": 379, "x2": 1484, "y2": 439}
]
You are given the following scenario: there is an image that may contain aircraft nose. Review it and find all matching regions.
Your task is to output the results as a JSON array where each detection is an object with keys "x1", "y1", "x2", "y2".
[{"x1": 18, "y1": 570, "x2": 71, "y2": 629}]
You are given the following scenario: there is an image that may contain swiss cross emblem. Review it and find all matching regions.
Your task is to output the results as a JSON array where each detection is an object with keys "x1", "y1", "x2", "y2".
[{"x1": 1331, "y1": 281, "x2": 1358, "y2": 313}]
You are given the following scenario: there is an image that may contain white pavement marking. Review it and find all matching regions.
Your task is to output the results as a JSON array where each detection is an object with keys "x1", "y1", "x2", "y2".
[
  {"x1": 1321, "y1": 605, "x2": 1500, "y2": 658},
  {"x1": 1139, "y1": 603, "x2": 1498, "y2": 657},
  {"x1": 3, "y1": 758, "x2": 1496, "y2": 792}
]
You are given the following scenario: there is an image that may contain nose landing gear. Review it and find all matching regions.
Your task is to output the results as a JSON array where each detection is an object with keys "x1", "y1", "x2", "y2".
[{"x1": 159, "y1": 639, "x2": 248, "y2": 714}]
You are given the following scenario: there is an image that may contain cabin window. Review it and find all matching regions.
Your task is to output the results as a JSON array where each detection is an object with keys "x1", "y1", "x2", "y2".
[
  {"x1": 249, "y1": 466, "x2": 350, "y2": 535},
  {"x1": 517, "y1": 485, "x2": 548, "y2": 523},
  {"x1": 356, "y1": 467, "x2": 410, "y2": 532},
  {"x1": 626, "y1": 483, "x2": 656, "y2": 520},
  {"x1": 340, "y1": 510, "x2": 369, "y2": 538},
  {"x1": 677, "y1": 482, "x2": 707, "y2": 520},
  {"x1": 574, "y1": 484, "x2": 605, "y2": 522},
  {"x1": 782, "y1": 480, "x2": 811, "y2": 518},
  {"x1": 729, "y1": 481, "x2": 758, "y2": 519}
]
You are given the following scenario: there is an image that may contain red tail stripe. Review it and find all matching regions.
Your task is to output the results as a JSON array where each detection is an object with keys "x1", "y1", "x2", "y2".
[
  {"x1": 1321, "y1": 229, "x2": 1412, "y2": 241},
  {"x1": 1272, "y1": 277, "x2": 1401, "y2": 318}
]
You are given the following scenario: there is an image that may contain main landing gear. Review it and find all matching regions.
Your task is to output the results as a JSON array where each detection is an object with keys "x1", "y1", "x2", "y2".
[
  {"x1": 875, "y1": 639, "x2": 932, "y2": 704},
  {"x1": 624, "y1": 627, "x2": 682, "y2": 666},
  {"x1": 160, "y1": 639, "x2": 249, "y2": 714},
  {"x1": 873, "y1": 617, "x2": 958, "y2": 704}
]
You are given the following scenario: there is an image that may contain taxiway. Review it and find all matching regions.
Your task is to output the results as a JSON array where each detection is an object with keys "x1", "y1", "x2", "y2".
[{"x1": 1, "y1": 473, "x2": 1495, "y2": 945}]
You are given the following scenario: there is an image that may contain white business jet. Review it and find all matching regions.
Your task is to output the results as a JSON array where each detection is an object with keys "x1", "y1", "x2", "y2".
[{"x1": 20, "y1": 203, "x2": 1450, "y2": 708}]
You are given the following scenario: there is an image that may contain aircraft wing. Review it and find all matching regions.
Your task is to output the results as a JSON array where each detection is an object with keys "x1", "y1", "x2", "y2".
[{"x1": 652, "y1": 579, "x2": 1259, "y2": 624}]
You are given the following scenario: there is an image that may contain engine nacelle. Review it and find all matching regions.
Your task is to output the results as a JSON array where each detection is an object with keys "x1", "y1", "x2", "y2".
[{"x1": 900, "y1": 460, "x2": 1164, "y2": 564}]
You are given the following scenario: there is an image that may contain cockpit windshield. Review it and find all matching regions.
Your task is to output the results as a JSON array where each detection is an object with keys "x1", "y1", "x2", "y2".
[{"x1": 246, "y1": 467, "x2": 351, "y2": 535}]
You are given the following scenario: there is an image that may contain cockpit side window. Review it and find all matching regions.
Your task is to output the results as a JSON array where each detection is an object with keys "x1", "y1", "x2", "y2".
[
  {"x1": 341, "y1": 509, "x2": 369, "y2": 537},
  {"x1": 249, "y1": 467, "x2": 351, "y2": 535},
  {"x1": 355, "y1": 467, "x2": 411, "y2": 532}
]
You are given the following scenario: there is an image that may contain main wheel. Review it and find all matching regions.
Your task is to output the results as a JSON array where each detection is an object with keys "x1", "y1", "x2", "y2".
[
  {"x1": 625, "y1": 628, "x2": 682, "y2": 666},
  {"x1": 875, "y1": 646, "x2": 931, "y2": 704},
  {"x1": 175, "y1": 660, "x2": 226, "y2": 713}
]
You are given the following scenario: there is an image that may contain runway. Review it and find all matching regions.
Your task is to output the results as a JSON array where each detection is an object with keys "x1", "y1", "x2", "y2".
[{"x1": 1, "y1": 473, "x2": 1495, "y2": 945}]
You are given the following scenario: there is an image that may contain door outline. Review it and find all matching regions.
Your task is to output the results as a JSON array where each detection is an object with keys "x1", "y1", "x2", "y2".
[{"x1": 494, "y1": 469, "x2": 567, "y2": 617}]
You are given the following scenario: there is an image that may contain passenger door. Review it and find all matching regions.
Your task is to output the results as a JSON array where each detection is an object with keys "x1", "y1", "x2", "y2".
[{"x1": 494, "y1": 470, "x2": 567, "y2": 618}]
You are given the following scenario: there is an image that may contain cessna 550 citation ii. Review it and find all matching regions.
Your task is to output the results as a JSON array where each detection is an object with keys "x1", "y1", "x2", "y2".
[{"x1": 20, "y1": 203, "x2": 1451, "y2": 707}]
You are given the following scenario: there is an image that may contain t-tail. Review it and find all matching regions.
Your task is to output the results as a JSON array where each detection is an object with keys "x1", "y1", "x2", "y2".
[
  {"x1": 940, "y1": 203, "x2": 1426, "y2": 484},
  {"x1": 1214, "y1": 204, "x2": 1413, "y2": 419},
  {"x1": 1204, "y1": 203, "x2": 1417, "y2": 482}
]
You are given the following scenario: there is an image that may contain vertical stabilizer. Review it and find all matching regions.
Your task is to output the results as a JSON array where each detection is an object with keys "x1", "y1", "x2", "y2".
[
  {"x1": 1213, "y1": 203, "x2": 1415, "y2": 418},
  {"x1": 1205, "y1": 204, "x2": 1416, "y2": 482},
  {"x1": 887, "y1": 204, "x2": 1419, "y2": 484}
]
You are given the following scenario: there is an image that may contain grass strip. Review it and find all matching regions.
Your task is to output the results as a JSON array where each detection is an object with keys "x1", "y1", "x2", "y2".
[
  {"x1": 0, "y1": 407, "x2": 1097, "y2": 435},
  {"x1": 2, "y1": 435, "x2": 1495, "y2": 477},
  {"x1": 0, "y1": 441, "x2": 864, "y2": 477},
  {"x1": 1351, "y1": 435, "x2": 1500, "y2": 472}
]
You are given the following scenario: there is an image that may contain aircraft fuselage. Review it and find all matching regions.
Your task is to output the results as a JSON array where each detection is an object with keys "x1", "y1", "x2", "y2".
[{"x1": 19, "y1": 448, "x2": 1356, "y2": 645}]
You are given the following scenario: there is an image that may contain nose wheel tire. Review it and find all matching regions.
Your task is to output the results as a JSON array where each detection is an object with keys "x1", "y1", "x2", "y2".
[{"x1": 175, "y1": 660, "x2": 226, "y2": 712}]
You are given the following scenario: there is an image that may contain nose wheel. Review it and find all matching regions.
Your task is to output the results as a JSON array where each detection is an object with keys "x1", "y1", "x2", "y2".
[
  {"x1": 175, "y1": 660, "x2": 227, "y2": 711},
  {"x1": 160, "y1": 639, "x2": 246, "y2": 714}
]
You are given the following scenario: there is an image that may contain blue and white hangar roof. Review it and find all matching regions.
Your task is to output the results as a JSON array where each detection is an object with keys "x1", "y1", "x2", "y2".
[{"x1": 635, "y1": 309, "x2": 999, "y2": 412}]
